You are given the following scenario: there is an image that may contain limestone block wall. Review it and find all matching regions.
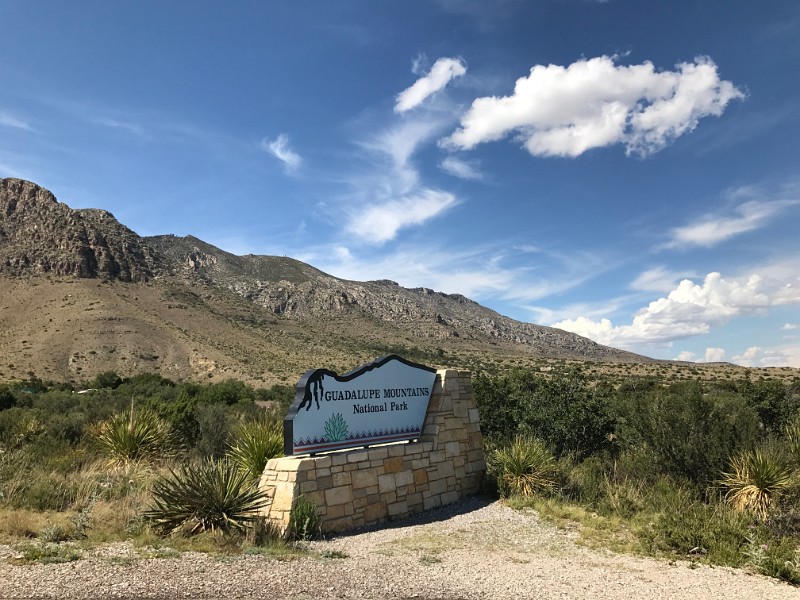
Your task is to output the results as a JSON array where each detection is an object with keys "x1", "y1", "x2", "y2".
[{"x1": 258, "y1": 369, "x2": 485, "y2": 533}]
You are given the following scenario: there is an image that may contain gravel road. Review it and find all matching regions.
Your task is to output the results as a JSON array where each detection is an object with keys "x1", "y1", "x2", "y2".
[{"x1": 1, "y1": 498, "x2": 797, "y2": 599}]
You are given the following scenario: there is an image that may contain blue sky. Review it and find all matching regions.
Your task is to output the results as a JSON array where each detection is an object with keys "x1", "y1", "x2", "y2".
[{"x1": 1, "y1": 1, "x2": 799, "y2": 367}]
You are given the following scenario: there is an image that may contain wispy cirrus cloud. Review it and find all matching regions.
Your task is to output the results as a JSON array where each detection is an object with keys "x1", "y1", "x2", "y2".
[
  {"x1": 262, "y1": 133, "x2": 302, "y2": 173},
  {"x1": 441, "y1": 55, "x2": 743, "y2": 157},
  {"x1": 337, "y1": 57, "x2": 468, "y2": 245},
  {"x1": 297, "y1": 239, "x2": 610, "y2": 311},
  {"x1": 662, "y1": 198, "x2": 798, "y2": 249},
  {"x1": 629, "y1": 266, "x2": 690, "y2": 293},
  {"x1": 0, "y1": 111, "x2": 32, "y2": 131},
  {"x1": 439, "y1": 156, "x2": 483, "y2": 180},
  {"x1": 395, "y1": 57, "x2": 466, "y2": 113},
  {"x1": 92, "y1": 117, "x2": 144, "y2": 136},
  {"x1": 346, "y1": 190, "x2": 458, "y2": 244}
]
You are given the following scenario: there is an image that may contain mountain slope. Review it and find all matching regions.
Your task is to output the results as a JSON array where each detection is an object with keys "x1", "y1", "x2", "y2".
[{"x1": 0, "y1": 178, "x2": 652, "y2": 385}]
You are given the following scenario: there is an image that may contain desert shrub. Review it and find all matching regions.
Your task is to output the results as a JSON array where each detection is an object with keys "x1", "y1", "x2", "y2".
[
  {"x1": 491, "y1": 436, "x2": 557, "y2": 498},
  {"x1": 10, "y1": 473, "x2": 78, "y2": 511},
  {"x1": 228, "y1": 418, "x2": 283, "y2": 480},
  {"x1": 93, "y1": 406, "x2": 180, "y2": 466},
  {"x1": 720, "y1": 447, "x2": 794, "y2": 518},
  {"x1": 194, "y1": 403, "x2": 235, "y2": 459},
  {"x1": 256, "y1": 384, "x2": 295, "y2": 416},
  {"x1": 0, "y1": 409, "x2": 43, "y2": 450},
  {"x1": 472, "y1": 372, "x2": 521, "y2": 442},
  {"x1": 145, "y1": 458, "x2": 268, "y2": 535},
  {"x1": 561, "y1": 450, "x2": 676, "y2": 519},
  {"x1": 198, "y1": 379, "x2": 254, "y2": 406},
  {"x1": 784, "y1": 416, "x2": 800, "y2": 466},
  {"x1": 115, "y1": 373, "x2": 178, "y2": 401},
  {"x1": 0, "y1": 385, "x2": 15, "y2": 410},
  {"x1": 740, "y1": 378, "x2": 798, "y2": 434},
  {"x1": 474, "y1": 368, "x2": 615, "y2": 459},
  {"x1": 615, "y1": 382, "x2": 760, "y2": 488},
  {"x1": 753, "y1": 537, "x2": 800, "y2": 584},
  {"x1": 286, "y1": 494, "x2": 319, "y2": 541},
  {"x1": 16, "y1": 541, "x2": 81, "y2": 563},
  {"x1": 645, "y1": 496, "x2": 751, "y2": 566},
  {"x1": 91, "y1": 371, "x2": 122, "y2": 390}
]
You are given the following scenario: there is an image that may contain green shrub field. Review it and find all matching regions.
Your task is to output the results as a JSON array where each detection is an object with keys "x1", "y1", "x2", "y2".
[{"x1": 1, "y1": 366, "x2": 799, "y2": 583}]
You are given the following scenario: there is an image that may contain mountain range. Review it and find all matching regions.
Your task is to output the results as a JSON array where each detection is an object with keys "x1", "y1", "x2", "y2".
[{"x1": 0, "y1": 177, "x2": 656, "y2": 386}]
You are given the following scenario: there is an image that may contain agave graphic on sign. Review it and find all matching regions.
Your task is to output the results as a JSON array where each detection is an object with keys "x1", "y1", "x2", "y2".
[{"x1": 324, "y1": 413, "x2": 349, "y2": 442}]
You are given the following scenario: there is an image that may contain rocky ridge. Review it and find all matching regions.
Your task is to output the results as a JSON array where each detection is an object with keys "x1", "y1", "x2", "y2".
[{"x1": 0, "y1": 178, "x2": 163, "y2": 281}]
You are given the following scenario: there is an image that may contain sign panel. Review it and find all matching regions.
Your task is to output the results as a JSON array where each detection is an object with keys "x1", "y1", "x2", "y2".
[{"x1": 284, "y1": 355, "x2": 437, "y2": 456}]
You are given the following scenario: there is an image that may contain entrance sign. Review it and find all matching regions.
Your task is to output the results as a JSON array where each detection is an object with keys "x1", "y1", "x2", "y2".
[{"x1": 284, "y1": 355, "x2": 437, "y2": 456}]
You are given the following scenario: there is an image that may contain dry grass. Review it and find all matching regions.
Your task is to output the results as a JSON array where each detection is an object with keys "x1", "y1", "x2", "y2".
[{"x1": 2, "y1": 275, "x2": 797, "y2": 387}]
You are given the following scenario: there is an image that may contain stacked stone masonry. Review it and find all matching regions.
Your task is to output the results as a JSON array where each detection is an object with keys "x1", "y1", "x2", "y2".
[{"x1": 258, "y1": 369, "x2": 485, "y2": 533}]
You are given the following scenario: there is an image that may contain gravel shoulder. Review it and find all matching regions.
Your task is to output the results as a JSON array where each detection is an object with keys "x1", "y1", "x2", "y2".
[{"x1": 1, "y1": 498, "x2": 797, "y2": 599}]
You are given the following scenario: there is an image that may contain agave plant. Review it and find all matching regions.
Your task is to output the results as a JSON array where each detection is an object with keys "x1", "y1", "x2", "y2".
[
  {"x1": 720, "y1": 448, "x2": 793, "y2": 519},
  {"x1": 228, "y1": 418, "x2": 284, "y2": 480},
  {"x1": 492, "y1": 436, "x2": 557, "y2": 498},
  {"x1": 93, "y1": 405, "x2": 180, "y2": 467},
  {"x1": 324, "y1": 413, "x2": 348, "y2": 443},
  {"x1": 144, "y1": 458, "x2": 268, "y2": 535}
]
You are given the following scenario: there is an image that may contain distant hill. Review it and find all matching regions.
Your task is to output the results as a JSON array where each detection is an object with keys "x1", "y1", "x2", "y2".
[{"x1": 0, "y1": 178, "x2": 655, "y2": 386}]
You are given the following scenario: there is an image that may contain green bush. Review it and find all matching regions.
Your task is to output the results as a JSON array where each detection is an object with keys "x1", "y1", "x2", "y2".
[
  {"x1": 194, "y1": 403, "x2": 235, "y2": 459},
  {"x1": 475, "y1": 368, "x2": 614, "y2": 459},
  {"x1": 287, "y1": 494, "x2": 319, "y2": 541},
  {"x1": 740, "y1": 378, "x2": 799, "y2": 434},
  {"x1": 145, "y1": 458, "x2": 268, "y2": 535},
  {"x1": 615, "y1": 382, "x2": 760, "y2": 488}
]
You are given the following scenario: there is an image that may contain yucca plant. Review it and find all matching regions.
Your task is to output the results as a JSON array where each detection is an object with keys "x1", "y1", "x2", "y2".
[
  {"x1": 784, "y1": 417, "x2": 800, "y2": 466},
  {"x1": 720, "y1": 448, "x2": 794, "y2": 519},
  {"x1": 144, "y1": 458, "x2": 268, "y2": 535},
  {"x1": 93, "y1": 404, "x2": 180, "y2": 467},
  {"x1": 492, "y1": 436, "x2": 557, "y2": 498},
  {"x1": 228, "y1": 418, "x2": 284, "y2": 480}
]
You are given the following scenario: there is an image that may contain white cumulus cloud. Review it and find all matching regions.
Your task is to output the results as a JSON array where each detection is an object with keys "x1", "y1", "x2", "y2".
[
  {"x1": 782, "y1": 323, "x2": 799, "y2": 331},
  {"x1": 553, "y1": 270, "x2": 799, "y2": 348},
  {"x1": 731, "y1": 345, "x2": 800, "y2": 368},
  {"x1": 702, "y1": 347, "x2": 726, "y2": 362},
  {"x1": 442, "y1": 55, "x2": 743, "y2": 157},
  {"x1": 395, "y1": 57, "x2": 467, "y2": 113},
  {"x1": 262, "y1": 133, "x2": 302, "y2": 172}
]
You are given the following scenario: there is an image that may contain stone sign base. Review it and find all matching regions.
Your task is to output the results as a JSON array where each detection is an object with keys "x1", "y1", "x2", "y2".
[{"x1": 258, "y1": 369, "x2": 485, "y2": 533}]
